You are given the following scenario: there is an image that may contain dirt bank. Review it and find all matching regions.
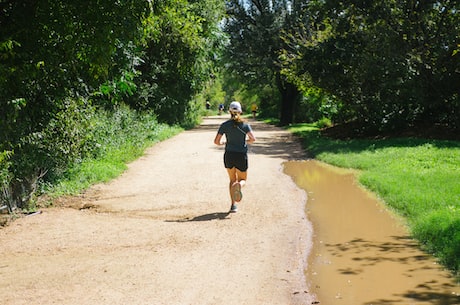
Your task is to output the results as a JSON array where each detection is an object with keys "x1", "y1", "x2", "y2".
[{"x1": 0, "y1": 117, "x2": 315, "y2": 305}]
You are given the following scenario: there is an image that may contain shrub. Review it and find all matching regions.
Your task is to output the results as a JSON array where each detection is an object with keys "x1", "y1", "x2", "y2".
[
  {"x1": 7, "y1": 98, "x2": 95, "y2": 209},
  {"x1": 0, "y1": 150, "x2": 14, "y2": 212}
]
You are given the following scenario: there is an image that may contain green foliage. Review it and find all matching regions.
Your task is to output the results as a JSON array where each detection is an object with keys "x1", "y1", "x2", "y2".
[
  {"x1": 199, "y1": 75, "x2": 226, "y2": 110},
  {"x1": 0, "y1": 151, "x2": 12, "y2": 184},
  {"x1": 97, "y1": 71, "x2": 139, "y2": 106},
  {"x1": 0, "y1": 0, "x2": 150, "y2": 209},
  {"x1": 134, "y1": 0, "x2": 226, "y2": 126},
  {"x1": 5, "y1": 97, "x2": 96, "y2": 208},
  {"x1": 225, "y1": 0, "x2": 281, "y2": 85},
  {"x1": 0, "y1": 0, "x2": 148, "y2": 104},
  {"x1": 315, "y1": 117, "x2": 332, "y2": 129},
  {"x1": 281, "y1": 0, "x2": 460, "y2": 132},
  {"x1": 289, "y1": 124, "x2": 460, "y2": 274},
  {"x1": 0, "y1": 0, "x2": 225, "y2": 210},
  {"x1": 293, "y1": 88, "x2": 340, "y2": 123},
  {"x1": 0, "y1": 150, "x2": 14, "y2": 211},
  {"x1": 223, "y1": 0, "x2": 301, "y2": 125},
  {"x1": 48, "y1": 106, "x2": 182, "y2": 196}
]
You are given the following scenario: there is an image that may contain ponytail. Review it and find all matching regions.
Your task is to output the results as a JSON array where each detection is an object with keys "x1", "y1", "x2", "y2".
[{"x1": 231, "y1": 112, "x2": 244, "y2": 124}]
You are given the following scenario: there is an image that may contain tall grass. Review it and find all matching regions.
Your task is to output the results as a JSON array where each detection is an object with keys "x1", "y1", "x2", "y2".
[
  {"x1": 44, "y1": 106, "x2": 182, "y2": 198},
  {"x1": 288, "y1": 123, "x2": 460, "y2": 276}
]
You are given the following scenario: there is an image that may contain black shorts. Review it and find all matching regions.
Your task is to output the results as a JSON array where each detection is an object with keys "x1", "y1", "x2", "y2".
[{"x1": 224, "y1": 151, "x2": 248, "y2": 171}]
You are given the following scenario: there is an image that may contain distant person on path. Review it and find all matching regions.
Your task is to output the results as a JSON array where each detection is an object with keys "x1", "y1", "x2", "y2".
[
  {"x1": 206, "y1": 101, "x2": 211, "y2": 110},
  {"x1": 251, "y1": 103, "x2": 258, "y2": 119},
  {"x1": 218, "y1": 103, "x2": 224, "y2": 115},
  {"x1": 214, "y1": 101, "x2": 256, "y2": 213}
]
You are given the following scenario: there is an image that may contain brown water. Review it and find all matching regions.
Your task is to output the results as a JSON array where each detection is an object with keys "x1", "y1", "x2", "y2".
[{"x1": 284, "y1": 160, "x2": 460, "y2": 305}]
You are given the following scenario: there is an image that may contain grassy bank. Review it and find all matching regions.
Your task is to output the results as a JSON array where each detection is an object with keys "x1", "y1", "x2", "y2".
[
  {"x1": 287, "y1": 123, "x2": 460, "y2": 276},
  {"x1": 43, "y1": 108, "x2": 182, "y2": 200}
]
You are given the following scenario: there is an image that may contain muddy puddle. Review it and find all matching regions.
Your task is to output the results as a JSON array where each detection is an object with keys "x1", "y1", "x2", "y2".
[{"x1": 283, "y1": 160, "x2": 460, "y2": 305}]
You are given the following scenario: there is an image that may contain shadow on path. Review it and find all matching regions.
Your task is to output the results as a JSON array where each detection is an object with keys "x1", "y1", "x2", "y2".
[
  {"x1": 201, "y1": 116, "x2": 308, "y2": 160},
  {"x1": 166, "y1": 212, "x2": 231, "y2": 222}
]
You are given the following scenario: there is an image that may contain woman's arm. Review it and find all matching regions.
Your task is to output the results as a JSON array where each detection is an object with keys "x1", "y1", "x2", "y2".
[
  {"x1": 246, "y1": 131, "x2": 256, "y2": 144},
  {"x1": 214, "y1": 133, "x2": 225, "y2": 145}
]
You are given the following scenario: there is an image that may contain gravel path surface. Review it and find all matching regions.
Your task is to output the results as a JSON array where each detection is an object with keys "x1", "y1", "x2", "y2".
[{"x1": 0, "y1": 116, "x2": 314, "y2": 305}]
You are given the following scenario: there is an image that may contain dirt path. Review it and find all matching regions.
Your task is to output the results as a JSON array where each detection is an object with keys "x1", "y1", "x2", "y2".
[{"x1": 0, "y1": 116, "x2": 315, "y2": 305}]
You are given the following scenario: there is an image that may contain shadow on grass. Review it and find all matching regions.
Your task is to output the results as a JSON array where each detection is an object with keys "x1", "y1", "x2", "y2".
[{"x1": 292, "y1": 127, "x2": 459, "y2": 158}]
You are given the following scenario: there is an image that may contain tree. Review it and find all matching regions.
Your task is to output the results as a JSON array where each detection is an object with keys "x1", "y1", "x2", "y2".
[
  {"x1": 0, "y1": 0, "x2": 226, "y2": 208},
  {"x1": 132, "y1": 0, "x2": 226, "y2": 125},
  {"x1": 0, "y1": 0, "x2": 149, "y2": 208},
  {"x1": 280, "y1": 0, "x2": 460, "y2": 132},
  {"x1": 223, "y1": 0, "x2": 301, "y2": 125}
]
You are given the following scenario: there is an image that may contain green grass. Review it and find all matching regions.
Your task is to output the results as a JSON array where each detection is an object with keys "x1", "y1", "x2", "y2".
[
  {"x1": 288, "y1": 123, "x2": 460, "y2": 276},
  {"x1": 45, "y1": 109, "x2": 182, "y2": 198}
]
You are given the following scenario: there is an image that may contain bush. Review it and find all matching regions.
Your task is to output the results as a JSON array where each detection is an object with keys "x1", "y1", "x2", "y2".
[
  {"x1": 316, "y1": 117, "x2": 332, "y2": 129},
  {"x1": 1, "y1": 98, "x2": 181, "y2": 211},
  {"x1": 0, "y1": 150, "x2": 14, "y2": 212},
  {"x1": 46, "y1": 104, "x2": 182, "y2": 197},
  {"x1": 7, "y1": 98, "x2": 95, "y2": 209}
]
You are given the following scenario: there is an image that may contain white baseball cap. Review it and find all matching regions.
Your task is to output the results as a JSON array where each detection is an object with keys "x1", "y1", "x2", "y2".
[{"x1": 229, "y1": 101, "x2": 242, "y2": 113}]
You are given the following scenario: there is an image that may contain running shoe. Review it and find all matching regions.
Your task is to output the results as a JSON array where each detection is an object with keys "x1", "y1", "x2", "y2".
[
  {"x1": 232, "y1": 182, "x2": 243, "y2": 202},
  {"x1": 230, "y1": 204, "x2": 238, "y2": 213}
]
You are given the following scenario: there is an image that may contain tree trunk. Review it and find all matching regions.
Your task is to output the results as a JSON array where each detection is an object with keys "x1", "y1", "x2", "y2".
[{"x1": 278, "y1": 80, "x2": 300, "y2": 126}]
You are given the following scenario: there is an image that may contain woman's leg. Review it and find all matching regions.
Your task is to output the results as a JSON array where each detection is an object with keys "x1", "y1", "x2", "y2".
[
  {"x1": 235, "y1": 169, "x2": 247, "y2": 187},
  {"x1": 226, "y1": 167, "x2": 237, "y2": 203},
  {"x1": 224, "y1": 152, "x2": 249, "y2": 212},
  {"x1": 226, "y1": 167, "x2": 247, "y2": 203}
]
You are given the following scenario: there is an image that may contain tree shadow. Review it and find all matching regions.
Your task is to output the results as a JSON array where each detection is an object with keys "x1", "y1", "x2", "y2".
[
  {"x1": 327, "y1": 235, "x2": 433, "y2": 269},
  {"x1": 166, "y1": 212, "x2": 231, "y2": 222},
  {"x1": 249, "y1": 133, "x2": 308, "y2": 160},
  {"x1": 202, "y1": 118, "x2": 308, "y2": 160},
  {"x1": 367, "y1": 290, "x2": 460, "y2": 305},
  {"x1": 325, "y1": 235, "x2": 460, "y2": 305},
  {"x1": 192, "y1": 116, "x2": 226, "y2": 132},
  {"x1": 296, "y1": 127, "x2": 460, "y2": 159}
]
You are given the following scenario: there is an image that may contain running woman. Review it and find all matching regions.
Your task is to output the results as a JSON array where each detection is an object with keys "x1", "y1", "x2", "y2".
[{"x1": 214, "y1": 101, "x2": 256, "y2": 213}]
